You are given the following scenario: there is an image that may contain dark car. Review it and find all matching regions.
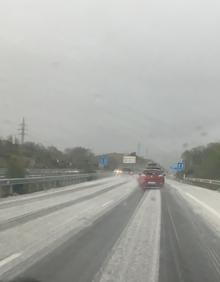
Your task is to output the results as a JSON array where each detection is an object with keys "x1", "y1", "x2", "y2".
[{"x1": 138, "y1": 168, "x2": 165, "y2": 189}]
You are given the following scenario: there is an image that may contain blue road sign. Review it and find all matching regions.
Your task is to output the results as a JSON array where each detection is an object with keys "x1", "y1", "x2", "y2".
[
  {"x1": 170, "y1": 160, "x2": 185, "y2": 172},
  {"x1": 99, "y1": 155, "x2": 109, "y2": 168}
]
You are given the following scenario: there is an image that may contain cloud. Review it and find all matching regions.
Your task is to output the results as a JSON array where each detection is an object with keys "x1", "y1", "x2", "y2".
[{"x1": 0, "y1": 0, "x2": 220, "y2": 166}]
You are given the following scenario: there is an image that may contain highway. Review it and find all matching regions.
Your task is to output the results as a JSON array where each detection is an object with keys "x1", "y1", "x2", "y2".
[{"x1": 0, "y1": 176, "x2": 220, "y2": 282}]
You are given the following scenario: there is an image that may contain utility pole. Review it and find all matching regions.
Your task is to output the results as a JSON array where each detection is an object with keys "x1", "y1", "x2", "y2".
[{"x1": 18, "y1": 117, "x2": 27, "y2": 144}]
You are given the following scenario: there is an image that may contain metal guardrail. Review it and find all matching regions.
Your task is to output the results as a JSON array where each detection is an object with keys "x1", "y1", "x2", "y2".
[
  {"x1": 184, "y1": 177, "x2": 220, "y2": 185},
  {"x1": 0, "y1": 172, "x2": 112, "y2": 197},
  {"x1": 0, "y1": 168, "x2": 81, "y2": 178},
  {"x1": 183, "y1": 177, "x2": 220, "y2": 190},
  {"x1": 26, "y1": 169, "x2": 82, "y2": 176}
]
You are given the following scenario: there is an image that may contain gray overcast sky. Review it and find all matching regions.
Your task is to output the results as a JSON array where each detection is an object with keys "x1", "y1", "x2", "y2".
[{"x1": 0, "y1": 0, "x2": 220, "y2": 166}]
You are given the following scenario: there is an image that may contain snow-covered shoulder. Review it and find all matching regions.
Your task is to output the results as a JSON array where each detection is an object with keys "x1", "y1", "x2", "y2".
[{"x1": 167, "y1": 179, "x2": 220, "y2": 235}]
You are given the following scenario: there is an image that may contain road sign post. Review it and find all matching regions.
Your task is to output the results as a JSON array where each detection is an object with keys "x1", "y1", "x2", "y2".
[{"x1": 99, "y1": 155, "x2": 109, "y2": 169}]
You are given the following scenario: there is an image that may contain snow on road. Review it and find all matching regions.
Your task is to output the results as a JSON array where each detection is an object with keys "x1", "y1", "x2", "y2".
[
  {"x1": 0, "y1": 177, "x2": 116, "y2": 208},
  {"x1": 0, "y1": 178, "x2": 125, "y2": 223},
  {"x1": 167, "y1": 179, "x2": 220, "y2": 235},
  {"x1": 0, "y1": 177, "x2": 137, "y2": 279},
  {"x1": 95, "y1": 190, "x2": 161, "y2": 282}
]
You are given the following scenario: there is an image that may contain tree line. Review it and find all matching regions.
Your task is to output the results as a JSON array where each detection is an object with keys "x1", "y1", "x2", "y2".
[
  {"x1": 0, "y1": 137, "x2": 151, "y2": 178},
  {"x1": 0, "y1": 137, "x2": 98, "y2": 177},
  {"x1": 181, "y1": 142, "x2": 220, "y2": 180}
]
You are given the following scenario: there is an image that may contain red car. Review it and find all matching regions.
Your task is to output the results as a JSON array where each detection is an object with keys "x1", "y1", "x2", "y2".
[{"x1": 138, "y1": 168, "x2": 165, "y2": 189}]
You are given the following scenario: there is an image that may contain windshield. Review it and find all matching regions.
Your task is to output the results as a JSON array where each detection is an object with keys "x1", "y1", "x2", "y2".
[{"x1": 1, "y1": 1, "x2": 220, "y2": 282}]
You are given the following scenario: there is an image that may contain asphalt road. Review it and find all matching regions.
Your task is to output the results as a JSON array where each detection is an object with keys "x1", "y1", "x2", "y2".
[
  {"x1": 13, "y1": 189, "x2": 143, "y2": 282},
  {"x1": 159, "y1": 185, "x2": 220, "y2": 282},
  {"x1": 0, "y1": 181, "x2": 128, "y2": 232},
  {"x1": 1, "y1": 179, "x2": 220, "y2": 282}
]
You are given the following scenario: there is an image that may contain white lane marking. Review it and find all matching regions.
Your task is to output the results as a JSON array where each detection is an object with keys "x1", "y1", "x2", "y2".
[
  {"x1": 185, "y1": 192, "x2": 220, "y2": 219},
  {"x1": 0, "y1": 253, "x2": 21, "y2": 268},
  {"x1": 102, "y1": 200, "x2": 113, "y2": 208}
]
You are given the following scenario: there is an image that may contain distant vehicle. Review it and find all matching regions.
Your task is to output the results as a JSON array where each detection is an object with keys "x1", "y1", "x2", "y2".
[
  {"x1": 138, "y1": 168, "x2": 165, "y2": 189},
  {"x1": 114, "y1": 169, "x2": 123, "y2": 176},
  {"x1": 113, "y1": 168, "x2": 134, "y2": 176}
]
